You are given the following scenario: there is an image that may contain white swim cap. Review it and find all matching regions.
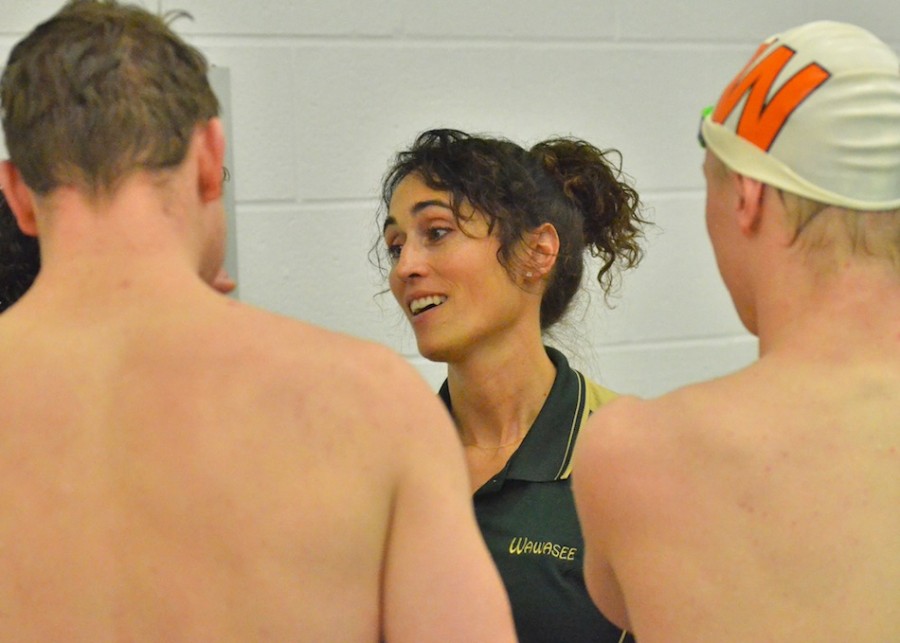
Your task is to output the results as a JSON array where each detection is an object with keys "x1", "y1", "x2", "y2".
[{"x1": 700, "y1": 21, "x2": 900, "y2": 211}]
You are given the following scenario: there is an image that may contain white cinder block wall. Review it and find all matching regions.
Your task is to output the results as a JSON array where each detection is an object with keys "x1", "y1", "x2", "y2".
[{"x1": 2, "y1": 1, "x2": 897, "y2": 396}]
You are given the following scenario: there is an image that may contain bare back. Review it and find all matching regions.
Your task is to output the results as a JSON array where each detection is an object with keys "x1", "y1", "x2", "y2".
[
  {"x1": 0, "y1": 286, "x2": 513, "y2": 641},
  {"x1": 575, "y1": 351, "x2": 900, "y2": 642}
]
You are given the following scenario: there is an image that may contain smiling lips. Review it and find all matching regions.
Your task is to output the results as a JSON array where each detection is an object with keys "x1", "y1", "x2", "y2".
[{"x1": 409, "y1": 295, "x2": 447, "y2": 316}]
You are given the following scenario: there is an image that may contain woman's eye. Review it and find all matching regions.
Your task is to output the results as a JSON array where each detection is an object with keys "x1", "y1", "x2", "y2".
[
  {"x1": 386, "y1": 243, "x2": 403, "y2": 261},
  {"x1": 426, "y1": 227, "x2": 450, "y2": 242}
]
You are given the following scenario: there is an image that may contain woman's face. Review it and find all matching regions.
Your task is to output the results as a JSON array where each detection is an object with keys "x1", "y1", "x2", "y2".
[{"x1": 383, "y1": 173, "x2": 533, "y2": 363}]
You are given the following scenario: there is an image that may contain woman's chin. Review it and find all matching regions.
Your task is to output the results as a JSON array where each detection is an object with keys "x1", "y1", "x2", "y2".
[{"x1": 415, "y1": 338, "x2": 453, "y2": 364}]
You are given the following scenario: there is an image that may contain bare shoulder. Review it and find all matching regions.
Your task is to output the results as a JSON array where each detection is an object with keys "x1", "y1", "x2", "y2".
[
  {"x1": 607, "y1": 362, "x2": 762, "y2": 427},
  {"x1": 577, "y1": 391, "x2": 684, "y2": 467},
  {"x1": 223, "y1": 302, "x2": 419, "y2": 383},
  {"x1": 575, "y1": 367, "x2": 762, "y2": 486},
  {"x1": 218, "y1": 302, "x2": 451, "y2": 442}
]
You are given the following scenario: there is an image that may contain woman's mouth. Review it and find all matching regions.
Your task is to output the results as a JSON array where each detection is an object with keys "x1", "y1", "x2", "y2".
[{"x1": 409, "y1": 295, "x2": 447, "y2": 316}]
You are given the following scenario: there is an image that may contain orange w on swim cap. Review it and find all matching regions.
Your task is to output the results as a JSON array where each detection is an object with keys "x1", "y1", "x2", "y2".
[{"x1": 701, "y1": 21, "x2": 900, "y2": 211}]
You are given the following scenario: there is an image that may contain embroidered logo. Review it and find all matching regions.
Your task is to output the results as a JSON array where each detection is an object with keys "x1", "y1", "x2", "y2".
[{"x1": 508, "y1": 536, "x2": 577, "y2": 561}]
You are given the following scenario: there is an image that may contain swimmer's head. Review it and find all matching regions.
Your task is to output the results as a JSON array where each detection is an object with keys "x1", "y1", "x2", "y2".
[
  {"x1": 699, "y1": 21, "x2": 900, "y2": 211},
  {"x1": 1, "y1": 0, "x2": 219, "y2": 197}
]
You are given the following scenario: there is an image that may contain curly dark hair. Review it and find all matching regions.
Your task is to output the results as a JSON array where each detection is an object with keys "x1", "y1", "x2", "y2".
[
  {"x1": 0, "y1": 195, "x2": 40, "y2": 312},
  {"x1": 378, "y1": 128, "x2": 648, "y2": 330}
]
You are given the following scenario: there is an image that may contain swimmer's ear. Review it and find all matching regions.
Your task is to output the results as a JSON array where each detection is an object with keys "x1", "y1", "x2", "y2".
[
  {"x1": 196, "y1": 118, "x2": 226, "y2": 204},
  {"x1": 0, "y1": 161, "x2": 38, "y2": 237},
  {"x1": 733, "y1": 174, "x2": 764, "y2": 235}
]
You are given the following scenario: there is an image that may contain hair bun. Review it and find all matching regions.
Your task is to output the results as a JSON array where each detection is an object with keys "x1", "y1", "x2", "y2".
[{"x1": 530, "y1": 139, "x2": 646, "y2": 294}]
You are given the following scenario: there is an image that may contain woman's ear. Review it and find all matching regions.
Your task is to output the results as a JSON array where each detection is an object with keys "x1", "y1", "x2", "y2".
[
  {"x1": 0, "y1": 161, "x2": 38, "y2": 236},
  {"x1": 523, "y1": 222, "x2": 560, "y2": 281}
]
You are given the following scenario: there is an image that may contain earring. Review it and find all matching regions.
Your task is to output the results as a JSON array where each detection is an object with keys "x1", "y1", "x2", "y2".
[{"x1": 525, "y1": 272, "x2": 534, "y2": 278}]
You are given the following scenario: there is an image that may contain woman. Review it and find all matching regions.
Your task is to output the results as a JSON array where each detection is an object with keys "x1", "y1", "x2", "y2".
[{"x1": 378, "y1": 129, "x2": 646, "y2": 643}]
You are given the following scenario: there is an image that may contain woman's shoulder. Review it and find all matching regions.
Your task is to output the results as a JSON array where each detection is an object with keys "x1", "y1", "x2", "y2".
[{"x1": 581, "y1": 373, "x2": 618, "y2": 413}]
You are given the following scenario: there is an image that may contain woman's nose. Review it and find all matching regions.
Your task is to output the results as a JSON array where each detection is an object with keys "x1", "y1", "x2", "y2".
[{"x1": 393, "y1": 241, "x2": 426, "y2": 280}]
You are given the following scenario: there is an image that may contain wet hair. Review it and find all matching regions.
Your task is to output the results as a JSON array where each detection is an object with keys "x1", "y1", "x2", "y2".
[
  {"x1": 378, "y1": 128, "x2": 648, "y2": 330},
  {"x1": 0, "y1": 194, "x2": 40, "y2": 312},
  {"x1": 780, "y1": 191, "x2": 900, "y2": 268},
  {"x1": 710, "y1": 152, "x2": 900, "y2": 267},
  {"x1": 0, "y1": 0, "x2": 219, "y2": 196}
]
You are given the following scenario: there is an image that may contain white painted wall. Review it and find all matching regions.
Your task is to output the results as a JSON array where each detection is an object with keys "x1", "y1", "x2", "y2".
[{"x1": 2, "y1": 1, "x2": 896, "y2": 396}]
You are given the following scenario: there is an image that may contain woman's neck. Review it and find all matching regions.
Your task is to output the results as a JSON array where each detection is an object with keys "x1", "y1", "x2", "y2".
[{"x1": 447, "y1": 338, "x2": 557, "y2": 450}]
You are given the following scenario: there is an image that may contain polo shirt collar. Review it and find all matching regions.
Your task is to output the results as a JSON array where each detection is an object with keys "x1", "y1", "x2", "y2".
[{"x1": 438, "y1": 346, "x2": 585, "y2": 485}]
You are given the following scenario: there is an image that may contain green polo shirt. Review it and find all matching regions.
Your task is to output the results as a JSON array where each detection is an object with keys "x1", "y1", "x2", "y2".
[{"x1": 439, "y1": 347, "x2": 632, "y2": 643}]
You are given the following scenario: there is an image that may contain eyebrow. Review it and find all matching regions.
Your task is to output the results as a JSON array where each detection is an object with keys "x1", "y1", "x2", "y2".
[{"x1": 382, "y1": 199, "x2": 453, "y2": 233}]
